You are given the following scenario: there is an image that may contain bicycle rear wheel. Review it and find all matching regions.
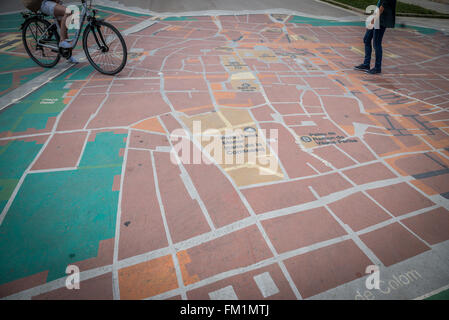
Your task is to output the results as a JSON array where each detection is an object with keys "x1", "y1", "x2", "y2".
[
  {"x1": 83, "y1": 20, "x2": 127, "y2": 75},
  {"x1": 22, "y1": 17, "x2": 60, "y2": 68}
]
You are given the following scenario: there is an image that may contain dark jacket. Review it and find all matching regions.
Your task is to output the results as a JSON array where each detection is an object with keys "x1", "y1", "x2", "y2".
[{"x1": 379, "y1": 0, "x2": 397, "y2": 28}]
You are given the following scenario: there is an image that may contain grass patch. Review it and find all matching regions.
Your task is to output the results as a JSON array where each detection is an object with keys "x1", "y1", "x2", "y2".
[{"x1": 328, "y1": 0, "x2": 443, "y2": 15}]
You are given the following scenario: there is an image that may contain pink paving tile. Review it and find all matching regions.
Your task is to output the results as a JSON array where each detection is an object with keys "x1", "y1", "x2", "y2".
[
  {"x1": 415, "y1": 173, "x2": 449, "y2": 195},
  {"x1": 306, "y1": 172, "x2": 353, "y2": 197},
  {"x1": 160, "y1": 113, "x2": 185, "y2": 134},
  {"x1": 179, "y1": 225, "x2": 273, "y2": 283},
  {"x1": 262, "y1": 207, "x2": 347, "y2": 253},
  {"x1": 302, "y1": 90, "x2": 321, "y2": 107},
  {"x1": 183, "y1": 144, "x2": 251, "y2": 227},
  {"x1": 328, "y1": 192, "x2": 391, "y2": 231},
  {"x1": 337, "y1": 139, "x2": 377, "y2": 163},
  {"x1": 87, "y1": 93, "x2": 170, "y2": 128},
  {"x1": 154, "y1": 151, "x2": 211, "y2": 243},
  {"x1": 271, "y1": 103, "x2": 303, "y2": 115},
  {"x1": 129, "y1": 130, "x2": 170, "y2": 150},
  {"x1": 264, "y1": 84, "x2": 302, "y2": 102},
  {"x1": 342, "y1": 162, "x2": 397, "y2": 185},
  {"x1": 0, "y1": 271, "x2": 48, "y2": 299},
  {"x1": 312, "y1": 145, "x2": 356, "y2": 169},
  {"x1": 32, "y1": 132, "x2": 87, "y2": 170},
  {"x1": 251, "y1": 105, "x2": 274, "y2": 122},
  {"x1": 166, "y1": 92, "x2": 214, "y2": 115},
  {"x1": 118, "y1": 149, "x2": 168, "y2": 260},
  {"x1": 364, "y1": 133, "x2": 401, "y2": 156},
  {"x1": 321, "y1": 96, "x2": 375, "y2": 128},
  {"x1": 359, "y1": 223, "x2": 430, "y2": 266},
  {"x1": 242, "y1": 180, "x2": 317, "y2": 214},
  {"x1": 187, "y1": 264, "x2": 296, "y2": 300},
  {"x1": 57, "y1": 94, "x2": 106, "y2": 131},
  {"x1": 32, "y1": 273, "x2": 113, "y2": 300},
  {"x1": 366, "y1": 182, "x2": 435, "y2": 216},
  {"x1": 165, "y1": 76, "x2": 208, "y2": 91},
  {"x1": 392, "y1": 153, "x2": 447, "y2": 176},
  {"x1": 110, "y1": 79, "x2": 159, "y2": 93},
  {"x1": 402, "y1": 207, "x2": 449, "y2": 245},
  {"x1": 259, "y1": 122, "x2": 331, "y2": 178},
  {"x1": 243, "y1": 172, "x2": 351, "y2": 214},
  {"x1": 284, "y1": 240, "x2": 372, "y2": 298}
]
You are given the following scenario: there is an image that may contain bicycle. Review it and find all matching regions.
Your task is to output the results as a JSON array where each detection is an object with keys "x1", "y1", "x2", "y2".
[{"x1": 21, "y1": 0, "x2": 127, "y2": 75}]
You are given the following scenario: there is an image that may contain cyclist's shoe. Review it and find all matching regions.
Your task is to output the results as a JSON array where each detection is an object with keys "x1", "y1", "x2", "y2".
[
  {"x1": 59, "y1": 40, "x2": 74, "y2": 49},
  {"x1": 67, "y1": 56, "x2": 79, "y2": 64}
]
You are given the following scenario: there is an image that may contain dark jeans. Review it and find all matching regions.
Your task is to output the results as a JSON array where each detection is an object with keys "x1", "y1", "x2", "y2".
[{"x1": 363, "y1": 27, "x2": 386, "y2": 71}]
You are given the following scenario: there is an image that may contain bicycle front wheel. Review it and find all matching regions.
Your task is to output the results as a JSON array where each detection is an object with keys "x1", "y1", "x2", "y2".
[{"x1": 83, "y1": 21, "x2": 127, "y2": 75}]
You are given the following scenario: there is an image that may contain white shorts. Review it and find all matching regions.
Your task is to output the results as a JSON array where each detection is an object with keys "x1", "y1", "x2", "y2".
[{"x1": 40, "y1": 1, "x2": 60, "y2": 17}]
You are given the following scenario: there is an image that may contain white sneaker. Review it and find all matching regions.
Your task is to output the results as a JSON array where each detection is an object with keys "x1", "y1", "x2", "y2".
[
  {"x1": 67, "y1": 56, "x2": 78, "y2": 64},
  {"x1": 59, "y1": 40, "x2": 73, "y2": 48}
]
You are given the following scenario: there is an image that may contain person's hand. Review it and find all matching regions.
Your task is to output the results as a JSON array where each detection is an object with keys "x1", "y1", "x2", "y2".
[{"x1": 371, "y1": 18, "x2": 375, "y2": 25}]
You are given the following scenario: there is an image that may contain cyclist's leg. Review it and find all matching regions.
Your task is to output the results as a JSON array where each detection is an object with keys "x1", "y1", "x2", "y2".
[{"x1": 53, "y1": 4, "x2": 72, "y2": 43}]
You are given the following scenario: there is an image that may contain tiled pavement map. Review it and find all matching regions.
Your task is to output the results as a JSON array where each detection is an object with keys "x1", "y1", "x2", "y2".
[{"x1": 0, "y1": 9, "x2": 449, "y2": 300}]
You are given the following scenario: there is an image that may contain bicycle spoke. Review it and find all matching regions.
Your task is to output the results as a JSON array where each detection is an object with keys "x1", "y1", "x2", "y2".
[
  {"x1": 24, "y1": 19, "x2": 60, "y2": 67},
  {"x1": 85, "y1": 22, "x2": 126, "y2": 74}
]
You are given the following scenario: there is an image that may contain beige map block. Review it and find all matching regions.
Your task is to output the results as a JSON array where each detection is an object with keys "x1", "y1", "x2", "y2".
[
  {"x1": 230, "y1": 72, "x2": 256, "y2": 81},
  {"x1": 221, "y1": 56, "x2": 250, "y2": 72},
  {"x1": 237, "y1": 49, "x2": 278, "y2": 63},
  {"x1": 297, "y1": 135, "x2": 319, "y2": 149},
  {"x1": 180, "y1": 108, "x2": 284, "y2": 186},
  {"x1": 231, "y1": 79, "x2": 260, "y2": 92},
  {"x1": 290, "y1": 34, "x2": 318, "y2": 43}
]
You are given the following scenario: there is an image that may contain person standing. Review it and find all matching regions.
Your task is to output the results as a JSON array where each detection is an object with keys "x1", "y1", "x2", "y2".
[{"x1": 354, "y1": 0, "x2": 397, "y2": 74}]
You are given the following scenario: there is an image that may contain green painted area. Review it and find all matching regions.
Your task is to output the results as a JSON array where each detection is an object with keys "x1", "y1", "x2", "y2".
[
  {"x1": 287, "y1": 15, "x2": 437, "y2": 35},
  {"x1": 0, "y1": 180, "x2": 18, "y2": 201},
  {"x1": 163, "y1": 16, "x2": 198, "y2": 21},
  {"x1": 0, "y1": 13, "x2": 23, "y2": 33},
  {"x1": 403, "y1": 25, "x2": 438, "y2": 35},
  {"x1": 288, "y1": 15, "x2": 365, "y2": 27},
  {"x1": 0, "y1": 53, "x2": 41, "y2": 73},
  {"x1": 79, "y1": 132, "x2": 125, "y2": 168},
  {"x1": 0, "y1": 70, "x2": 78, "y2": 134},
  {"x1": 0, "y1": 139, "x2": 44, "y2": 212},
  {"x1": 64, "y1": 64, "x2": 95, "y2": 81},
  {"x1": 0, "y1": 140, "x2": 42, "y2": 179},
  {"x1": 0, "y1": 73, "x2": 13, "y2": 94},
  {"x1": 94, "y1": 5, "x2": 151, "y2": 18},
  {"x1": 426, "y1": 288, "x2": 449, "y2": 300},
  {"x1": 0, "y1": 54, "x2": 46, "y2": 98},
  {"x1": 0, "y1": 131, "x2": 126, "y2": 285}
]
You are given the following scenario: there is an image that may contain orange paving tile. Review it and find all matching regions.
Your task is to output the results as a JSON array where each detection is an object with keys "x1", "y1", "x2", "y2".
[
  {"x1": 118, "y1": 255, "x2": 178, "y2": 300},
  {"x1": 131, "y1": 117, "x2": 166, "y2": 134}
]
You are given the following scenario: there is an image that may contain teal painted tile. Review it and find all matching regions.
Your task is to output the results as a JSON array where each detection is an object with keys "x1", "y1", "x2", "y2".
[
  {"x1": 0, "y1": 140, "x2": 43, "y2": 179},
  {"x1": 0, "y1": 131, "x2": 126, "y2": 285},
  {"x1": 0, "y1": 13, "x2": 23, "y2": 33}
]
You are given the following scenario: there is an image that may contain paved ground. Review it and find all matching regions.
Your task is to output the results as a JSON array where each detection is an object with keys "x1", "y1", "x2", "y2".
[{"x1": 0, "y1": 3, "x2": 449, "y2": 300}]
